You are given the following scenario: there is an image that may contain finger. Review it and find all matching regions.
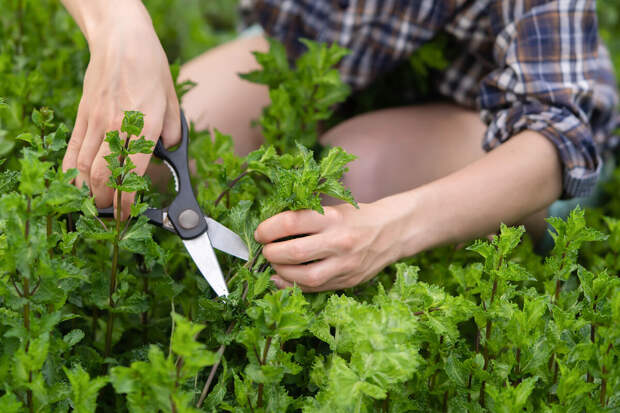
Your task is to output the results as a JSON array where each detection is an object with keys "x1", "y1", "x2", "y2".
[
  {"x1": 90, "y1": 140, "x2": 114, "y2": 208},
  {"x1": 271, "y1": 273, "x2": 350, "y2": 293},
  {"x1": 271, "y1": 275, "x2": 293, "y2": 289},
  {"x1": 272, "y1": 258, "x2": 345, "y2": 290},
  {"x1": 63, "y1": 105, "x2": 88, "y2": 174},
  {"x1": 129, "y1": 110, "x2": 164, "y2": 176},
  {"x1": 76, "y1": 118, "x2": 105, "y2": 190},
  {"x1": 263, "y1": 233, "x2": 334, "y2": 265},
  {"x1": 117, "y1": 111, "x2": 163, "y2": 220},
  {"x1": 161, "y1": 98, "x2": 181, "y2": 148},
  {"x1": 255, "y1": 210, "x2": 332, "y2": 244},
  {"x1": 113, "y1": 190, "x2": 136, "y2": 222}
]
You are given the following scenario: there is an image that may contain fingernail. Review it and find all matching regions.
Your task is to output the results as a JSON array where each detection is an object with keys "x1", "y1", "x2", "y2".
[{"x1": 270, "y1": 276, "x2": 282, "y2": 288}]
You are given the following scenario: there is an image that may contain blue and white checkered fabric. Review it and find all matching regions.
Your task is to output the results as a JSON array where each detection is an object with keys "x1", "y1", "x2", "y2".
[{"x1": 243, "y1": 0, "x2": 619, "y2": 199}]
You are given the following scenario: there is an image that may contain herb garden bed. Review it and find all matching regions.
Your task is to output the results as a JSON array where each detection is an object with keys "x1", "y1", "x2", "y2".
[{"x1": 0, "y1": 1, "x2": 618, "y2": 412}]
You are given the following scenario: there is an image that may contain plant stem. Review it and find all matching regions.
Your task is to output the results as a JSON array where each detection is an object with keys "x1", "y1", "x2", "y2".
[
  {"x1": 442, "y1": 390, "x2": 448, "y2": 412},
  {"x1": 214, "y1": 170, "x2": 249, "y2": 207},
  {"x1": 554, "y1": 279, "x2": 562, "y2": 303},
  {"x1": 197, "y1": 282, "x2": 251, "y2": 408},
  {"x1": 553, "y1": 246, "x2": 569, "y2": 304},
  {"x1": 16, "y1": 0, "x2": 24, "y2": 55},
  {"x1": 587, "y1": 298, "x2": 597, "y2": 384},
  {"x1": 429, "y1": 336, "x2": 444, "y2": 391},
  {"x1": 600, "y1": 342, "x2": 611, "y2": 407},
  {"x1": 261, "y1": 336, "x2": 273, "y2": 365},
  {"x1": 23, "y1": 197, "x2": 33, "y2": 413},
  {"x1": 413, "y1": 307, "x2": 440, "y2": 316},
  {"x1": 601, "y1": 365, "x2": 608, "y2": 406},
  {"x1": 467, "y1": 327, "x2": 480, "y2": 402},
  {"x1": 104, "y1": 174, "x2": 123, "y2": 357},
  {"x1": 197, "y1": 344, "x2": 226, "y2": 408},
  {"x1": 247, "y1": 396, "x2": 256, "y2": 413},
  {"x1": 46, "y1": 215, "x2": 53, "y2": 256},
  {"x1": 91, "y1": 309, "x2": 98, "y2": 342},
  {"x1": 515, "y1": 348, "x2": 521, "y2": 378},
  {"x1": 480, "y1": 278, "x2": 498, "y2": 408},
  {"x1": 257, "y1": 385, "x2": 264, "y2": 409},
  {"x1": 142, "y1": 277, "x2": 149, "y2": 344},
  {"x1": 257, "y1": 335, "x2": 274, "y2": 408}
]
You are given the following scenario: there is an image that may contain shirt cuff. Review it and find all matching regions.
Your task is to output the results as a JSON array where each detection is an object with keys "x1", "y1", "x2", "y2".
[{"x1": 481, "y1": 102, "x2": 602, "y2": 199}]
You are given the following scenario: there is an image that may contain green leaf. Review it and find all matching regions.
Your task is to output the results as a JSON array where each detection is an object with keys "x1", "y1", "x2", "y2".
[
  {"x1": 127, "y1": 136, "x2": 154, "y2": 155},
  {"x1": 121, "y1": 111, "x2": 144, "y2": 138},
  {"x1": 81, "y1": 198, "x2": 98, "y2": 217},
  {"x1": 31, "y1": 107, "x2": 54, "y2": 130},
  {"x1": 118, "y1": 172, "x2": 149, "y2": 193},
  {"x1": 105, "y1": 130, "x2": 123, "y2": 155},
  {"x1": 18, "y1": 150, "x2": 52, "y2": 196},
  {"x1": 444, "y1": 354, "x2": 468, "y2": 388},
  {"x1": 64, "y1": 365, "x2": 108, "y2": 413},
  {"x1": 0, "y1": 393, "x2": 22, "y2": 413},
  {"x1": 0, "y1": 170, "x2": 19, "y2": 195},
  {"x1": 171, "y1": 313, "x2": 217, "y2": 375},
  {"x1": 63, "y1": 329, "x2": 85, "y2": 348},
  {"x1": 76, "y1": 216, "x2": 115, "y2": 241}
]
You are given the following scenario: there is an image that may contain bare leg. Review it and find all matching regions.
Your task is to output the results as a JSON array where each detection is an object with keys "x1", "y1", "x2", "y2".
[
  {"x1": 179, "y1": 34, "x2": 270, "y2": 156},
  {"x1": 147, "y1": 35, "x2": 269, "y2": 186},
  {"x1": 320, "y1": 103, "x2": 551, "y2": 240}
]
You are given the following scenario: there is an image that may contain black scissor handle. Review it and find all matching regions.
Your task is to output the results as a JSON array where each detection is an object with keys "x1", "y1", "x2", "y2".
[
  {"x1": 97, "y1": 111, "x2": 207, "y2": 240},
  {"x1": 97, "y1": 206, "x2": 166, "y2": 229},
  {"x1": 152, "y1": 110, "x2": 207, "y2": 240}
]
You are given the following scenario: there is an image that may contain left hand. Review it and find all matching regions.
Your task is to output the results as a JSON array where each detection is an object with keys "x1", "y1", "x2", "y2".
[{"x1": 254, "y1": 202, "x2": 403, "y2": 292}]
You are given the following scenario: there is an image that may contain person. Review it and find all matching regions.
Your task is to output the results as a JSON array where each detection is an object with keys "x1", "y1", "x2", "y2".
[{"x1": 60, "y1": 0, "x2": 618, "y2": 292}]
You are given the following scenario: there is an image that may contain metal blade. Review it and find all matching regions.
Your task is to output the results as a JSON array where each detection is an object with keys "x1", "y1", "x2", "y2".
[
  {"x1": 182, "y1": 233, "x2": 229, "y2": 297},
  {"x1": 160, "y1": 212, "x2": 249, "y2": 261},
  {"x1": 205, "y1": 217, "x2": 249, "y2": 261}
]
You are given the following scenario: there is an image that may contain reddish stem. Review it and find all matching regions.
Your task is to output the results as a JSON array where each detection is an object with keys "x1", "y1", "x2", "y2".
[{"x1": 214, "y1": 170, "x2": 249, "y2": 207}]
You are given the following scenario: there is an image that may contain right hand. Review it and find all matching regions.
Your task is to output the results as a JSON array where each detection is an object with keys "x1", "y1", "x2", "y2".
[{"x1": 62, "y1": 1, "x2": 180, "y2": 219}]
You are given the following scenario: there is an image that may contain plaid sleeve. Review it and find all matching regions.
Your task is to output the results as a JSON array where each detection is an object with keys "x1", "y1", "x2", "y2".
[{"x1": 479, "y1": 0, "x2": 607, "y2": 199}]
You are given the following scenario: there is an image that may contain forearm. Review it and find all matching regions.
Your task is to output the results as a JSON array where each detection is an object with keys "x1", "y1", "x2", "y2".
[
  {"x1": 60, "y1": 0, "x2": 153, "y2": 46},
  {"x1": 389, "y1": 131, "x2": 562, "y2": 258}
]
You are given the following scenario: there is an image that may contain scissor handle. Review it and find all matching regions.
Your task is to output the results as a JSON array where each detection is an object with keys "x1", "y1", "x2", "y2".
[
  {"x1": 152, "y1": 110, "x2": 207, "y2": 240},
  {"x1": 97, "y1": 206, "x2": 167, "y2": 229},
  {"x1": 97, "y1": 111, "x2": 207, "y2": 240}
]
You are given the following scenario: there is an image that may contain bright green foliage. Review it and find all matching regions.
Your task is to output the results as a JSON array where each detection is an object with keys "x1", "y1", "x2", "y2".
[
  {"x1": 1, "y1": 2, "x2": 620, "y2": 412},
  {"x1": 64, "y1": 365, "x2": 109, "y2": 413},
  {"x1": 109, "y1": 314, "x2": 215, "y2": 413},
  {"x1": 241, "y1": 38, "x2": 351, "y2": 153}
]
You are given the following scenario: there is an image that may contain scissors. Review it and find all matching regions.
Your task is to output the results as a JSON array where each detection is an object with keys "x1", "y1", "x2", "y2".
[{"x1": 98, "y1": 111, "x2": 249, "y2": 297}]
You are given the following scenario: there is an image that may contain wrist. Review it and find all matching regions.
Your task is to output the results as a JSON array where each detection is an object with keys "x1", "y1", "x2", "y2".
[
  {"x1": 371, "y1": 191, "x2": 428, "y2": 262},
  {"x1": 63, "y1": 0, "x2": 153, "y2": 48}
]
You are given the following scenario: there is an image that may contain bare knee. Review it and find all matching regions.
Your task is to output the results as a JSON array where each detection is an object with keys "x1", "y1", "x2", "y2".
[
  {"x1": 520, "y1": 206, "x2": 550, "y2": 244},
  {"x1": 321, "y1": 119, "x2": 392, "y2": 204},
  {"x1": 179, "y1": 35, "x2": 270, "y2": 156},
  {"x1": 320, "y1": 104, "x2": 487, "y2": 203}
]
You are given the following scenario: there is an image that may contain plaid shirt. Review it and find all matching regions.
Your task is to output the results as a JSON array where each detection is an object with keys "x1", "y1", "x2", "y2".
[{"x1": 244, "y1": 0, "x2": 619, "y2": 199}]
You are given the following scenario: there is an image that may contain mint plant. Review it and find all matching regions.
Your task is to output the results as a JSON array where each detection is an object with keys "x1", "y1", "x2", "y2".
[
  {"x1": 0, "y1": 2, "x2": 619, "y2": 412},
  {"x1": 241, "y1": 38, "x2": 351, "y2": 153}
]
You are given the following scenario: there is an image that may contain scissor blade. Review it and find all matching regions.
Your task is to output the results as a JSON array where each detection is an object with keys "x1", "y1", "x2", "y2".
[
  {"x1": 205, "y1": 217, "x2": 249, "y2": 261},
  {"x1": 159, "y1": 213, "x2": 249, "y2": 261},
  {"x1": 182, "y1": 233, "x2": 229, "y2": 297}
]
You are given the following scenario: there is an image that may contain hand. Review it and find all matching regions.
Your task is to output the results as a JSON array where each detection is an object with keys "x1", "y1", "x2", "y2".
[
  {"x1": 61, "y1": 1, "x2": 180, "y2": 219},
  {"x1": 254, "y1": 203, "x2": 404, "y2": 292}
]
